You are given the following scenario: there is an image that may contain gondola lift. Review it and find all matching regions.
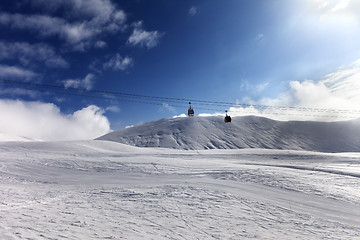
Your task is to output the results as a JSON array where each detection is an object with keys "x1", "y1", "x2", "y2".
[
  {"x1": 224, "y1": 110, "x2": 231, "y2": 123},
  {"x1": 188, "y1": 102, "x2": 194, "y2": 117}
]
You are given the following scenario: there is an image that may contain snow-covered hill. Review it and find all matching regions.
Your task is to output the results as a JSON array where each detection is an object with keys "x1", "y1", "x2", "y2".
[
  {"x1": 0, "y1": 130, "x2": 35, "y2": 141},
  {"x1": 98, "y1": 116, "x2": 360, "y2": 152}
]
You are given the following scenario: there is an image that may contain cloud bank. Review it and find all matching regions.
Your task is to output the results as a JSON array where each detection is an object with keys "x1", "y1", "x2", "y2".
[
  {"x1": 199, "y1": 59, "x2": 360, "y2": 122},
  {"x1": 0, "y1": 99, "x2": 110, "y2": 141},
  {"x1": 0, "y1": 0, "x2": 127, "y2": 50},
  {"x1": 234, "y1": 59, "x2": 360, "y2": 121}
]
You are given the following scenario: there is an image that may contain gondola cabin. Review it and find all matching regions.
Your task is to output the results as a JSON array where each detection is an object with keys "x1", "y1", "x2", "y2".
[
  {"x1": 188, "y1": 102, "x2": 194, "y2": 117},
  {"x1": 224, "y1": 110, "x2": 231, "y2": 123}
]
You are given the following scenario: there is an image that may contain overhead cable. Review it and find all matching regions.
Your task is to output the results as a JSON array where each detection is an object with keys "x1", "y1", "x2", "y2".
[{"x1": 1, "y1": 77, "x2": 360, "y2": 118}]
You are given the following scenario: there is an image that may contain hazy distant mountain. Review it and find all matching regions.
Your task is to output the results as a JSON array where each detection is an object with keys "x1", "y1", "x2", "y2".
[{"x1": 97, "y1": 116, "x2": 360, "y2": 152}]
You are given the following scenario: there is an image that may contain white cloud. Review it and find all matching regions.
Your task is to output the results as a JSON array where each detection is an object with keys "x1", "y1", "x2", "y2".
[
  {"x1": 317, "y1": 1, "x2": 329, "y2": 10},
  {"x1": 29, "y1": 0, "x2": 126, "y2": 26},
  {"x1": 311, "y1": 0, "x2": 360, "y2": 19},
  {"x1": 127, "y1": 21, "x2": 163, "y2": 49},
  {"x1": 234, "y1": 59, "x2": 360, "y2": 121},
  {"x1": 0, "y1": 64, "x2": 39, "y2": 81},
  {"x1": 54, "y1": 97, "x2": 66, "y2": 103},
  {"x1": 173, "y1": 114, "x2": 187, "y2": 118},
  {"x1": 195, "y1": 106, "x2": 261, "y2": 119},
  {"x1": 0, "y1": 88, "x2": 40, "y2": 98},
  {"x1": 0, "y1": 99, "x2": 110, "y2": 141},
  {"x1": 228, "y1": 106, "x2": 261, "y2": 117},
  {"x1": 255, "y1": 33, "x2": 264, "y2": 41},
  {"x1": 95, "y1": 41, "x2": 107, "y2": 48},
  {"x1": 0, "y1": 13, "x2": 95, "y2": 44},
  {"x1": 330, "y1": 0, "x2": 350, "y2": 13},
  {"x1": 279, "y1": 60, "x2": 360, "y2": 111},
  {"x1": 106, "y1": 106, "x2": 120, "y2": 113},
  {"x1": 240, "y1": 80, "x2": 269, "y2": 93},
  {"x1": 188, "y1": 6, "x2": 197, "y2": 16},
  {"x1": 197, "y1": 59, "x2": 360, "y2": 122},
  {"x1": 313, "y1": 60, "x2": 360, "y2": 108},
  {"x1": 62, "y1": 22, "x2": 96, "y2": 44},
  {"x1": 256, "y1": 81, "x2": 269, "y2": 92},
  {"x1": 103, "y1": 54, "x2": 133, "y2": 71},
  {"x1": 160, "y1": 103, "x2": 177, "y2": 114},
  {"x1": 288, "y1": 80, "x2": 336, "y2": 107},
  {"x1": 198, "y1": 112, "x2": 223, "y2": 117},
  {"x1": 0, "y1": 41, "x2": 68, "y2": 68},
  {"x1": 0, "y1": 0, "x2": 127, "y2": 50},
  {"x1": 63, "y1": 73, "x2": 95, "y2": 90}
]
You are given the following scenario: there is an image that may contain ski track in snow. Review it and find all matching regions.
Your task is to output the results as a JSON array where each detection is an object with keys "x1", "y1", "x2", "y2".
[{"x1": 0, "y1": 140, "x2": 360, "y2": 239}]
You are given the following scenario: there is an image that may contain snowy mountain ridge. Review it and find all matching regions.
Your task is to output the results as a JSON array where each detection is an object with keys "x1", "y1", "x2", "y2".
[
  {"x1": 0, "y1": 130, "x2": 36, "y2": 142},
  {"x1": 98, "y1": 116, "x2": 360, "y2": 152}
]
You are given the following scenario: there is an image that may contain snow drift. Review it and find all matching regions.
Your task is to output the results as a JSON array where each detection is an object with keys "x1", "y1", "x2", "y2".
[{"x1": 98, "y1": 116, "x2": 360, "y2": 152}]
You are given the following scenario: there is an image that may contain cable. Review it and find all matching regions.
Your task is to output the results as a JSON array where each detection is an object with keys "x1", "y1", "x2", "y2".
[{"x1": 1, "y1": 77, "x2": 360, "y2": 118}]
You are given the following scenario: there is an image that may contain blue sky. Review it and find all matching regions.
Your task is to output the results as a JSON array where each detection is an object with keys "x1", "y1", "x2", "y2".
[{"x1": 1, "y1": 0, "x2": 360, "y2": 140}]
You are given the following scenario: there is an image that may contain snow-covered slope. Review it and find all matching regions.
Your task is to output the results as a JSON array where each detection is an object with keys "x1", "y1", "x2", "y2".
[
  {"x1": 98, "y1": 116, "x2": 360, "y2": 152},
  {"x1": 1, "y1": 140, "x2": 360, "y2": 239},
  {"x1": 0, "y1": 130, "x2": 35, "y2": 141}
]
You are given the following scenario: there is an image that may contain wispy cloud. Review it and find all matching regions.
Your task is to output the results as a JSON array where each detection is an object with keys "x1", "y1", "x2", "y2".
[
  {"x1": 0, "y1": 64, "x2": 39, "y2": 81},
  {"x1": 103, "y1": 54, "x2": 133, "y2": 71},
  {"x1": 95, "y1": 41, "x2": 107, "y2": 49},
  {"x1": 197, "y1": 59, "x2": 360, "y2": 121},
  {"x1": 0, "y1": 88, "x2": 40, "y2": 98},
  {"x1": 312, "y1": 0, "x2": 357, "y2": 18},
  {"x1": 320, "y1": 59, "x2": 360, "y2": 104},
  {"x1": 0, "y1": 13, "x2": 90, "y2": 43},
  {"x1": 0, "y1": 99, "x2": 110, "y2": 141},
  {"x1": 106, "y1": 106, "x2": 120, "y2": 113},
  {"x1": 255, "y1": 33, "x2": 264, "y2": 41},
  {"x1": 160, "y1": 103, "x2": 177, "y2": 114},
  {"x1": 233, "y1": 59, "x2": 360, "y2": 121},
  {"x1": 188, "y1": 6, "x2": 197, "y2": 16},
  {"x1": 272, "y1": 60, "x2": 360, "y2": 112},
  {"x1": 0, "y1": 41, "x2": 68, "y2": 68},
  {"x1": 0, "y1": 0, "x2": 127, "y2": 50},
  {"x1": 29, "y1": 0, "x2": 126, "y2": 26},
  {"x1": 240, "y1": 80, "x2": 269, "y2": 94},
  {"x1": 63, "y1": 73, "x2": 95, "y2": 90},
  {"x1": 329, "y1": 0, "x2": 351, "y2": 13},
  {"x1": 127, "y1": 21, "x2": 163, "y2": 49}
]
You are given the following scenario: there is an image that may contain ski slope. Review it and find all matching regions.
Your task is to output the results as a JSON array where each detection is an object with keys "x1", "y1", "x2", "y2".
[
  {"x1": 98, "y1": 116, "x2": 360, "y2": 152},
  {"x1": 1, "y1": 140, "x2": 360, "y2": 239}
]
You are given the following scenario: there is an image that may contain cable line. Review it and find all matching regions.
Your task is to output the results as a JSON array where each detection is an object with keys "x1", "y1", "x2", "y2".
[{"x1": 1, "y1": 77, "x2": 360, "y2": 118}]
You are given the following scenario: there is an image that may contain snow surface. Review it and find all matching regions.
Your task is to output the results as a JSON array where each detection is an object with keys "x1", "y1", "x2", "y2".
[
  {"x1": 1, "y1": 140, "x2": 360, "y2": 239},
  {"x1": 0, "y1": 131, "x2": 35, "y2": 142},
  {"x1": 98, "y1": 116, "x2": 360, "y2": 152}
]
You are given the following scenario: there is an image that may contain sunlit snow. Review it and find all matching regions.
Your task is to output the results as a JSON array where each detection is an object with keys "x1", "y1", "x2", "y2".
[
  {"x1": 1, "y1": 116, "x2": 360, "y2": 239},
  {"x1": 99, "y1": 116, "x2": 360, "y2": 152}
]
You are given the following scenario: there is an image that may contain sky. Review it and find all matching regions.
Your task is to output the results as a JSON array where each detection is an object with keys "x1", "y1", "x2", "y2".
[{"x1": 1, "y1": 0, "x2": 360, "y2": 140}]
